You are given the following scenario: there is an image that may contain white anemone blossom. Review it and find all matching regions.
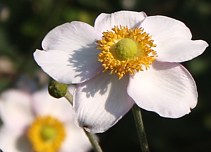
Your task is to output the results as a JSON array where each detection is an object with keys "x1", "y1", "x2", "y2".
[
  {"x1": 0, "y1": 88, "x2": 91, "y2": 152},
  {"x1": 34, "y1": 11, "x2": 208, "y2": 133}
]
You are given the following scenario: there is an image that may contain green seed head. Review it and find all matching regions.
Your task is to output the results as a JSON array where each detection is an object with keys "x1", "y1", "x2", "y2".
[
  {"x1": 40, "y1": 125, "x2": 56, "y2": 141},
  {"x1": 111, "y1": 38, "x2": 138, "y2": 60}
]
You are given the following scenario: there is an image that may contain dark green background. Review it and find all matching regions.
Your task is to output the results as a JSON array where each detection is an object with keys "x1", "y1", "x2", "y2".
[{"x1": 0, "y1": 0, "x2": 211, "y2": 151}]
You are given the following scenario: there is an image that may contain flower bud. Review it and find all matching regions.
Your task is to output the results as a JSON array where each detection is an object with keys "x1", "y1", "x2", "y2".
[{"x1": 48, "y1": 79, "x2": 68, "y2": 98}]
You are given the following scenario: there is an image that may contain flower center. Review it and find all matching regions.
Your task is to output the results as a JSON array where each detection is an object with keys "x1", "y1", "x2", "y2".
[
  {"x1": 40, "y1": 125, "x2": 57, "y2": 141},
  {"x1": 111, "y1": 38, "x2": 138, "y2": 60},
  {"x1": 97, "y1": 26, "x2": 157, "y2": 79},
  {"x1": 27, "y1": 116, "x2": 66, "y2": 152}
]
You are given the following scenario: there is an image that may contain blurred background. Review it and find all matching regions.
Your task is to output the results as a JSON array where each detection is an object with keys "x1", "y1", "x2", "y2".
[{"x1": 0, "y1": 0, "x2": 211, "y2": 151}]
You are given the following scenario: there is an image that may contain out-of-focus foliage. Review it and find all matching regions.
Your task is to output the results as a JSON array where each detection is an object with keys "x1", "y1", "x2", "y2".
[{"x1": 0, "y1": 0, "x2": 210, "y2": 151}]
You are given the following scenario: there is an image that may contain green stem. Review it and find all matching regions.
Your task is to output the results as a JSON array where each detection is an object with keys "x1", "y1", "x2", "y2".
[
  {"x1": 84, "y1": 129, "x2": 103, "y2": 152},
  {"x1": 64, "y1": 90, "x2": 73, "y2": 105},
  {"x1": 64, "y1": 90, "x2": 103, "y2": 152},
  {"x1": 132, "y1": 105, "x2": 150, "y2": 152}
]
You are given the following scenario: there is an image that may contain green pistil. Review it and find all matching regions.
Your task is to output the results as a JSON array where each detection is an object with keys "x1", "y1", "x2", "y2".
[
  {"x1": 111, "y1": 38, "x2": 138, "y2": 60},
  {"x1": 40, "y1": 125, "x2": 56, "y2": 141}
]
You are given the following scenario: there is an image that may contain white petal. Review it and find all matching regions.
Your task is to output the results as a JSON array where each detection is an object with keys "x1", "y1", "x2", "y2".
[
  {"x1": 34, "y1": 49, "x2": 102, "y2": 84},
  {"x1": 35, "y1": 21, "x2": 102, "y2": 84},
  {"x1": 32, "y1": 87, "x2": 74, "y2": 123},
  {"x1": 0, "y1": 90, "x2": 33, "y2": 131},
  {"x1": 0, "y1": 127, "x2": 20, "y2": 152},
  {"x1": 68, "y1": 85, "x2": 76, "y2": 95},
  {"x1": 0, "y1": 126, "x2": 31, "y2": 152},
  {"x1": 74, "y1": 72, "x2": 134, "y2": 133},
  {"x1": 141, "y1": 16, "x2": 208, "y2": 62},
  {"x1": 60, "y1": 124, "x2": 91, "y2": 152},
  {"x1": 155, "y1": 39, "x2": 208, "y2": 62},
  {"x1": 94, "y1": 11, "x2": 147, "y2": 33},
  {"x1": 127, "y1": 61, "x2": 197, "y2": 118},
  {"x1": 42, "y1": 21, "x2": 101, "y2": 52}
]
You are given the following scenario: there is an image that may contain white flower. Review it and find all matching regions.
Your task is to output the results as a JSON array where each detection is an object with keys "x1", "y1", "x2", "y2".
[
  {"x1": 34, "y1": 10, "x2": 208, "y2": 133},
  {"x1": 0, "y1": 88, "x2": 91, "y2": 152}
]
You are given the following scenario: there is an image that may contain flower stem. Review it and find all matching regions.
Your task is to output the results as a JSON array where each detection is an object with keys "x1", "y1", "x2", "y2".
[
  {"x1": 132, "y1": 105, "x2": 150, "y2": 152},
  {"x1": 84, "y1": 129, "x2": 103, "y2": 152},
  {"x1": 64, "y1": 90, "x2": 73, "y2": 105},
  {"x1": 64, "y1": 90, "x2": 103, "y2": 152}
]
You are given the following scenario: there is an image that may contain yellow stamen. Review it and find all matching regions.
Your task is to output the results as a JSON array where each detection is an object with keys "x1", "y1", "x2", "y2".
[
  {"x1": 97, "y1": 26, "x2": 157, "y2": 79},
  {"x1": 27, "y1": 116, "x2": 66, "y2": 152}
]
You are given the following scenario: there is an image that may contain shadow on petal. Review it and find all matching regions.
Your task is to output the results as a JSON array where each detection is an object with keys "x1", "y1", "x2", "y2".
[
  {"x1": 16, "y1": 134, "x2": 31, "y2": 152},
  {"x1": 79, "y1": 72, "x2": 111, "y2": 98},
  {"x1": 68, "y1": 42, "x2": 102, "y2": 83},
  {"x1": 76, "y1": 73, "x2": 134, "y2": 132}
]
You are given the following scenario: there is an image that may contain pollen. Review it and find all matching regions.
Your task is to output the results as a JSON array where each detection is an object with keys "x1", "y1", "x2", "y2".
[
  {"x1": 97, "y1": 26, "x2": 157, "y2": 79},
  {"x1": 27, "y1": 116, "x2": 66, "y2": 152}
]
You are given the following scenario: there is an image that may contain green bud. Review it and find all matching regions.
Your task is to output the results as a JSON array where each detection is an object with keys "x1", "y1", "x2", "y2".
[{"x1": 48, "y1": 79, "x2": 68, "y2": 98}]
